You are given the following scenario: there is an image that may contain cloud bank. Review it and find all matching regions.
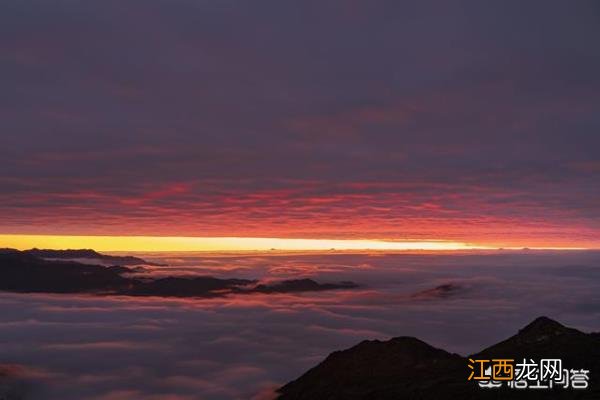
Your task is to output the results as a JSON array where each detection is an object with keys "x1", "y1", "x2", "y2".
[{"x1": 0, "y1": 251, "x2": 599, "y2": 399}]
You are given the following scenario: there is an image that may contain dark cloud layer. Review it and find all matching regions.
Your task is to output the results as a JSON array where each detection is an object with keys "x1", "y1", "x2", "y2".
[{"x1": 1, "y1": 0, "x2": 600, "y2": 245}]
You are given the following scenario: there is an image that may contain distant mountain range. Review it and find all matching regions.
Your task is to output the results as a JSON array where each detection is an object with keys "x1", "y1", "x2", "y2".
[
  {"x1": 1, "y1": 248, "x2": 163, "y2": 266},
  {"x1": 0, "y1": 249, "x2": 357, "y2": 298},
  {"x1": 278, "y1": 317, "x2": 600, "y2": 399}
]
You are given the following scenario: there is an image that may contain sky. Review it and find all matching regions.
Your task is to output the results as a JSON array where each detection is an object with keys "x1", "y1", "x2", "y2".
[{"x1": 2, "y1": 0, "x2": 600, "y2": 249}]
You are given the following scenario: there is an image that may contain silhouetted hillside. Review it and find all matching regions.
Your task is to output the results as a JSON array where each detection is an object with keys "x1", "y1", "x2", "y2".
[
  {"x1": 0, "y1": 250, "x2": 357, "y2": 298},
  {"x1": 278, "y1": 317, "x2": 600, "y2": 399},
  {"x1": 22, "y1": 248, "x2": 163, "y2": 266}
]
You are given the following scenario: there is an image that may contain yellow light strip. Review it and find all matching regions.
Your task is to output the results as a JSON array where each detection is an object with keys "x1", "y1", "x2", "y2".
[{"x1": 0, "y1": 234, "x2": 491, "y2": 252}]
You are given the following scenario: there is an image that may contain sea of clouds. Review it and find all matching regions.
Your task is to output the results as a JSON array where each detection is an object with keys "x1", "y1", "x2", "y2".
[{"x1": 1, "y1": 251, "x2": 599, "y2": 399}]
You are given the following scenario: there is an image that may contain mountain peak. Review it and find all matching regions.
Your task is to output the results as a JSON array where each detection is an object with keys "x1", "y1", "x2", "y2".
[
  {"x1": 473, "y1": 316, "x2": 588, "y2": 361},
  {"x1": 279, "y1": 317, "x2": 600, "y2": 400},
  {"x1": 517, "y1": 316, "x2": 571, "y2": 337}
]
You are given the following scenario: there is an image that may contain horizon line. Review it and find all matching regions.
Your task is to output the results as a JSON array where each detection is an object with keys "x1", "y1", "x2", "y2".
[{"x1": 0, "y1": 234, "x2": 593, "y2": 252}]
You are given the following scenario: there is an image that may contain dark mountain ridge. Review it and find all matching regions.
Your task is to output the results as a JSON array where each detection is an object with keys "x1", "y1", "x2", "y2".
[
  {"x1": 0, "y1": 250, "x2": 357, "y2": 298},
  {"x1": 22, "y1": 248, "x2": 163, "y2": 266},
  {"x1": 278, "y1": 317, "x2": 600, "y2": 399}
]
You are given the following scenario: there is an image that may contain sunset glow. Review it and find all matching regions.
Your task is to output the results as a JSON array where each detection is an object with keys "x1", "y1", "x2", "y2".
[
  {"x1": 2, "y1": 2, "x2": 600, "y2": 399},
  {"x1": 0, "y1": 234, "x2": 490, "y2": 252},
  {"x1": 1, "y1": 234, "x2": 591, "y2": 252}
]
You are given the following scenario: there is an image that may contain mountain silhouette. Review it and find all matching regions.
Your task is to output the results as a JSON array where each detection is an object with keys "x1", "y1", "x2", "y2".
[
  {"x1": 278, "y1": 317, "x2": 600, "y2": 399},
  {"x1": 20, "y1": 248, "x2": 164, "y2": 266},
  {"x1": 0, "y1": 250, "x2": 357, "y2": 298}
]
